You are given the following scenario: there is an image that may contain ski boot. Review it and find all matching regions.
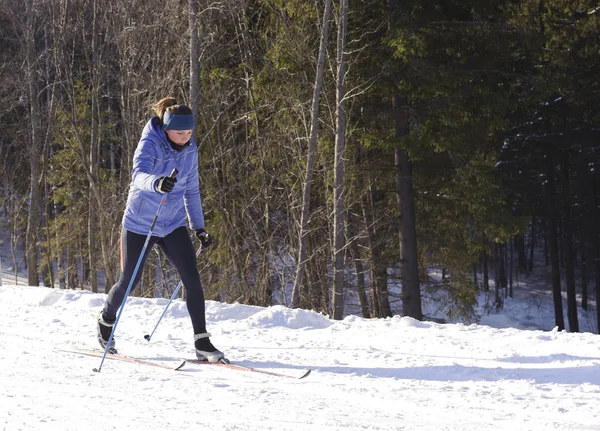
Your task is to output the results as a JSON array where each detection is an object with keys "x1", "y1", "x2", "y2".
[{"x1": 194, "y1": 333, "x2": 226, "y2": 363}]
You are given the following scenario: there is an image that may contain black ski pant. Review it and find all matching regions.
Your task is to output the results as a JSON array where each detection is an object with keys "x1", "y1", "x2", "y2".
[{"x1": 103, "y1": 226, "x2": 207, "y2": 335}]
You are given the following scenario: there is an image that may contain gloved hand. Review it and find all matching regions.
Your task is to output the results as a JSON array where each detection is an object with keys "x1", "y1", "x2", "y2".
[
  {"x1": 157, "y1": 176, "x2": 177, "y2": 193},
  {"x1": 195, "y1": 229, "x2": 212, "y2": 248}
]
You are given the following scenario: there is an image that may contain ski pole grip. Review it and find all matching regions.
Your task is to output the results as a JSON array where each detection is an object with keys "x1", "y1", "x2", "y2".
[{"x1": 169, "y1": 168, "x2": 179, "y2": 179}]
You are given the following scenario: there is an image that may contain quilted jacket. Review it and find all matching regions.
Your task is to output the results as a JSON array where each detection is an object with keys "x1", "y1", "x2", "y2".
[{"x1": 122, "y1": 116, "x2": 205, "y2": 237}]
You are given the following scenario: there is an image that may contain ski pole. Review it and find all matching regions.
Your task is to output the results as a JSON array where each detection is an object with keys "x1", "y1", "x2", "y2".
[
  {"x1": 94, "y1": 168, "x2": 178, "y2": 373},
  {"x1": 144, "y1": 245, "x2": 205, "y2": 342}
]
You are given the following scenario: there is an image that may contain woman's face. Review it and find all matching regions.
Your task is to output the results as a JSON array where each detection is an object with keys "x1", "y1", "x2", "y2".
[{"x1": 165, "y1": 129, "x2": 193, "y2": 146}]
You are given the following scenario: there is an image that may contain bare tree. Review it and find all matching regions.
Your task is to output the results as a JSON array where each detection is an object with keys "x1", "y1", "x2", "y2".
[
  {"x1": 291, "y1": 0, "x2": 333, "y2": 308},
  {"x1": 88, "y1": 0, "x2": 100, "y2": 293},
  {"x1": 331, "y1": 0, "x2": 349, "y2": 320},
  {"x1": 22, "y1": 0, "x2": 44, "y2": 287},
  {"x1": 361, "y1": 175, "x2": 392, "y2": 317},
  {"x1": 189, "y1": 0, "x2": 200, "y2": 140}
]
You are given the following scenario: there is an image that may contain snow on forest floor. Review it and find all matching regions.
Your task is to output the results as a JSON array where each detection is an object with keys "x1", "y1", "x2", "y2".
[{"x1": 2, "y1": 285, "x2": 600, "y2": 431}]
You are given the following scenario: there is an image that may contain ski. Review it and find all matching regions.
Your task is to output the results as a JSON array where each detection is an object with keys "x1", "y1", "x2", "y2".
[
  {"x1": 60, "y1": 348, "x2": 311, "y2": 378},
  {"x1": 59, "y1": 348, "x2": 187, "y2": 371},
  {"x1": 186, "y1": 358, "x2": 312, "y2": 379}
]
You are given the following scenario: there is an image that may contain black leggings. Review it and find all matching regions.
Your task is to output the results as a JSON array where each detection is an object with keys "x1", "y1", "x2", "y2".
[{"x1": 103, "y1": 226, "x2": 207, "y2": 334}]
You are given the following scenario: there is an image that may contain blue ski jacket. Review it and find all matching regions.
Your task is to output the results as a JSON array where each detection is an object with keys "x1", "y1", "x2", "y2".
[{"x1": 122, "y1": 117, "x2": 205, "y2": 237}]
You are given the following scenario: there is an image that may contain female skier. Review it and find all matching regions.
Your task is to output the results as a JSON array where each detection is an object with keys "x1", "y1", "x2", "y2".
[{"x1": 96, "y1": 97, "x2": 224, "y2": 362}]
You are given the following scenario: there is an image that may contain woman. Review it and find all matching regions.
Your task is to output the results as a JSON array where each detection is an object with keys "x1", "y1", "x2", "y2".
[{"x1": 97, "y1": 97, "x2": 224, "y2": 362}]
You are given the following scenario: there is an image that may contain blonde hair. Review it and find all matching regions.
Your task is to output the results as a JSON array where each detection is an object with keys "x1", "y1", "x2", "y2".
[{"x1": 152, "y1": 97, "x2": 192, "y2": 123}]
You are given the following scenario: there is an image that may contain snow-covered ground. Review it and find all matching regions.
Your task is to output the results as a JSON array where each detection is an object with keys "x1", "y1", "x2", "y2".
[{"x1": 2, "y1": 285, "x2": 600, "y2": 431}]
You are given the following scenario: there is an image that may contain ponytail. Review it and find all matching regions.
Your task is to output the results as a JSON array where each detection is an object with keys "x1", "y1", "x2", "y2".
[{"x1": 152, "y1": 97, "x2": 178, "y2": 122}]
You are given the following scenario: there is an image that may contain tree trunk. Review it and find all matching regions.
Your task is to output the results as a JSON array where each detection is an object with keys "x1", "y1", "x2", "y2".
[
  {"x1": 189, "y1": 0, "x2": 200, "y2": 142},
  {"x1": 494, "y1": 244, "x2": 502, "y2": 309},
  {"x1": 42, "y1": 185, "x2": 53, "y2": 288},
  {"x1": 394, "y1": 146, "x2": 422, "y2": 319},
  {"x1": 331, "y1": 0, "x2": 348, "y2": 320},
  {"x1": 498, "y1": 243, "x2": 507, "y2": 289},
  {"x1": 361, "y1": 191, "x2": 378, "y2": 317},
  {"x1": 25, "y1": 0, "x2": 41, "y2": 287},
  {"x1": 580, "y1": 162, "x2": 595, "y2": 312},
  {"x1": 348, "y1": 211, "x2": 370, "y2": 318},
  {"x1": 390, "y1": 0, "x2": 422, "y2": 320},
  {"x1": 291, "y1": 0, "x2": 333, "y2": 308},
  {"x1": 560, "y1": 151, "x2": 578, "y2": 332},
  {"x1": 580, "y1": 231, "x2": 588, "y2": 311},
  {"x1": 88, "y1": 0, "x2": 99, "y2": 293},
  {"x1": 528, "y1": 217, "x2": 535, "y2": 273},
  {"x1": 546, "y1": 154, "x2": 565, "y2": 331},
  {"x1": 509, "y1": 239, "x2": 514, "y2": 298},
  {"x1": 40, "y1": 27, "x2": 54, "y2": 289},
  {"x1": 361, "y1": 179, "x2": 391, "y2": 318},
  {"x1": 593, "y1": 169, "x2": 600, "y2": 334},
  {"x1": 543, "y1": 218, "x2": 549, "y2": 266},
  {"x1": 514, "y1": 233, "x2": 526, "y2": 274},
  {"x1": 482, "y1": 251, "x2": 489, "y2": 292},
  {"x1": 88, "y1": 186, "x2": 97, "y2": 292}
]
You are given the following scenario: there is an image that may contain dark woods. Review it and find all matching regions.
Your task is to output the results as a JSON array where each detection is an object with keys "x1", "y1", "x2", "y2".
[{"x1": 1, "y1": 0, "x2": 599, "y2": 330}]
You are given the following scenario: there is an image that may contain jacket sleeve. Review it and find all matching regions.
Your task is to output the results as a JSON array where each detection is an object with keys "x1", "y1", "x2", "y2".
[
  {"x1": 184, "y1": 147, "x2": 205, "y2": 230},
  {"x1": 131, "y1": 138, "x2": 161, "y2": 193}
]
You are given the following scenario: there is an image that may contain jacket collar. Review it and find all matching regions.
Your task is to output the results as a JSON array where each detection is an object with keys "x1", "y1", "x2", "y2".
[{"x1": 144, "y1": 116, "x2": 194, "y2": 153}]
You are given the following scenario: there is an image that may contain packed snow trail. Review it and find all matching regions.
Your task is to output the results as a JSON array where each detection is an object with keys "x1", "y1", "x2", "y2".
[{"x1": 2, "y1": 285, "x2": 600, "y2": 431}]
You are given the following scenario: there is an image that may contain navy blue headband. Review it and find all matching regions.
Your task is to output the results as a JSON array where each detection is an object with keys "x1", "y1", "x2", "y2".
[{"x1": 162, "y1": 112, "x2": 194, "y2": 130}]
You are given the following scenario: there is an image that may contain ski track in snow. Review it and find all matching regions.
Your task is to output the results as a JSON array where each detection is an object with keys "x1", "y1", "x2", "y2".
[{"x1": 2, "y1": 286, "x2": 600, "y2": 431}]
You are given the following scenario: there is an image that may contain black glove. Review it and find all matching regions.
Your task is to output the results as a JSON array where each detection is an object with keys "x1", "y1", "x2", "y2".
[
  {"x1": 195, "y1": 229, "x2": 212, "y2": 248},
  {"x1": 157, "y1": 176, "x2": 177, "y2": 193}
]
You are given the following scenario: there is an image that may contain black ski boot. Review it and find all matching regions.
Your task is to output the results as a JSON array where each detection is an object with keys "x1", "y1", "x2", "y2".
[
  {"x1": 97, "y1": 312, "x2": 117, "y2": 354},
  {"x1": 194, "y1": 333, "x2": 225, "y2": 363}
]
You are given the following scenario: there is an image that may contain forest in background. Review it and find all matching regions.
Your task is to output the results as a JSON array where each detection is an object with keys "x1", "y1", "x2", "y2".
[{"x1": 1, "y1": 0, "x2": 599, "y2": 330}]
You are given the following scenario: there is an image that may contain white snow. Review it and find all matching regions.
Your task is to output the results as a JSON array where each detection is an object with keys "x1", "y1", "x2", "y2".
[{"x1": 2, "y1": 285, "x2": 600, "y2": 430}]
